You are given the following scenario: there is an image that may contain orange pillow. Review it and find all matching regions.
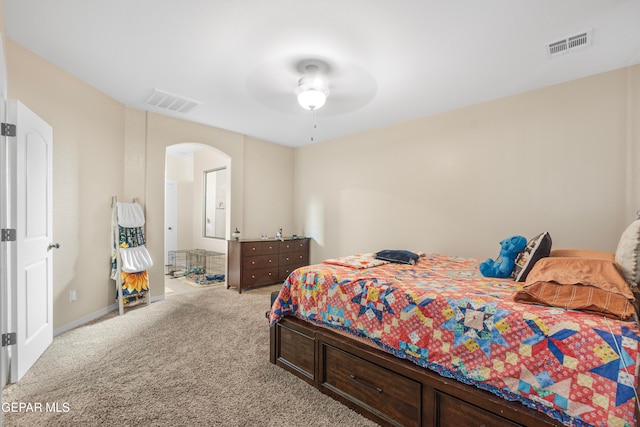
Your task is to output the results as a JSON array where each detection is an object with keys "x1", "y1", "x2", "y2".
[
  {"x1": 513, "y1": 257, "x2": 635, "y2": 320},
  {"x1": 550, "y1": 248, "x2": 615, "y2": 261}
]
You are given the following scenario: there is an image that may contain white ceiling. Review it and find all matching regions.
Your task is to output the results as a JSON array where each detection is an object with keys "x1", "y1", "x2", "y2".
[{"x1": 3, "y1": 1, "x2": 640, "y2": 147}]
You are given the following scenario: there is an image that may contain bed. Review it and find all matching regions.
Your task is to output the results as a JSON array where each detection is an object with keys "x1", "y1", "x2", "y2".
[{"x1": 268, "y1": 231, "x2": 640, "y2": 427}]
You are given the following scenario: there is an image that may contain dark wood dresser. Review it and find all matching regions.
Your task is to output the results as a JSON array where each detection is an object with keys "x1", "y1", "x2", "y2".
[{"x1": 227, "y1": 237, "x2": 310, "y2": 293}]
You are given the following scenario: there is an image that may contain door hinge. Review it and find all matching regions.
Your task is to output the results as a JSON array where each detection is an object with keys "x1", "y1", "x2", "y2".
[
  {"x1": 1, "y1": 122, "x2": 16, "y2": 137},
  {"x1": 1, "y1": 229, "x2": 16, "y2": 242},
  {"x1": 1, "y1": 333, "x2": 17, "y2": 347}
]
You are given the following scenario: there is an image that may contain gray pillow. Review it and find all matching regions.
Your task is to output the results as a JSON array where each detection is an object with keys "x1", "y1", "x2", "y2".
[{"x1": 615, "y1": 220, "x2": 640, "y2": 287}]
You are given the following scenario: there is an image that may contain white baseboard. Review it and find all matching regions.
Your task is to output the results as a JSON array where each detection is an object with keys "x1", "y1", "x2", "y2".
[{"x1": 54, "y1": 294, "x2": 166, "y2": 337}]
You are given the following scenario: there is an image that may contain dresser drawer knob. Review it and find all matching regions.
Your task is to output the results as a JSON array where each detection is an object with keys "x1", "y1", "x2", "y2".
[
  {"x1": 251, "y1": 275, "x2": 255, "y2": 279},
  {"x1": 269, "y1": 259, "x2": 272, "y2": 263},
  {"x1": 251, "y1": 261, "x2": 255, "y2": 265},
  {"x1": 252, "y1": 247, "x2": 256, "y2": 251},
  {"x1": 268, "y1": 272, "x2": 272, "y2": 276}
]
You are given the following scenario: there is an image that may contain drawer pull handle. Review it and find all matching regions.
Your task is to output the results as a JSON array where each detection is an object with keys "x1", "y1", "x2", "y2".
[{"x1": 348, "y1": 374, "x2": 383, "y2": 394}]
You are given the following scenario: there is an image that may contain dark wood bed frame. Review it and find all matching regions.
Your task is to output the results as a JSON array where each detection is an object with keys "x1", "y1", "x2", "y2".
[
  {"x1": 271, "y1": 316, "x2": 570, "y2": 427},
  {"x1": 270, "y1": 279, "x2": 640, "y2": 426}
]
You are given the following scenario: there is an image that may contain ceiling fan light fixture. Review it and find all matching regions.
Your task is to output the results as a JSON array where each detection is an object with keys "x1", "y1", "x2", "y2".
[
  {"x1": 297, "y1": 88, "x2": 327, "y2": 110},
  {"x1": 296, "y1": 76, "x2": 330, "y2": 110}
]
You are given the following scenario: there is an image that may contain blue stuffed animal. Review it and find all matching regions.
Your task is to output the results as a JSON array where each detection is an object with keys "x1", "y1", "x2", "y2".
[{"x1": 479, "y1": 235, "x2": 527, "y2": 278}]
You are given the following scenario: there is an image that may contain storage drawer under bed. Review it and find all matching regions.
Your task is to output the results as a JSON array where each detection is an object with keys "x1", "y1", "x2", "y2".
[
  {"x1": 272, "y1": 319, "x2": 316, "y2": 383},
  {"x1": 271, "y1": 316, "x2": 562, "y2": 427},
  {"x1": 435, "y1": 391, "x2": 521, "y2": 427},
  {"x1": 321, "y1": 343, "x2": 421, "y2": 427}
]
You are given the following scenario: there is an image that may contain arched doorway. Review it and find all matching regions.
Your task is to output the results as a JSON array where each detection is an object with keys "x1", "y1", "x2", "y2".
[{"x1": 164, "y1": 143, "x2": 231, "y2": 294}]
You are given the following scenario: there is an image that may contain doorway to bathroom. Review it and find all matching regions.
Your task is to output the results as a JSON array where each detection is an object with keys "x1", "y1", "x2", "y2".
[{"x1": 164, "y1": 143, "x2": 230, "y2": 295}]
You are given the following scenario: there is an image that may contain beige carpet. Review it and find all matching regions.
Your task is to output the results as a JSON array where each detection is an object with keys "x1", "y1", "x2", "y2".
[
  {"x1": 176, "y1": 276, "x2": 225, "y2": 288},
  {"x1": 2, "y1": 286, "x2": 377, "y2": 427}
]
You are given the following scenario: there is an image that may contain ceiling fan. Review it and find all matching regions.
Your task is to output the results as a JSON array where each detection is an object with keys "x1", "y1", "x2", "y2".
[
  {"x1": 246, "y1": 56, "x2": 377, "y2": 116},
  {"x1": 295, "y1": 59, "x2": 331, "y2": 110}
]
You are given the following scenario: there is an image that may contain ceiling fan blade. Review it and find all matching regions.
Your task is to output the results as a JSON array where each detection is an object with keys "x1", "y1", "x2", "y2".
[{"x1": 246, "y1": 56, "x2": 376, "y2": 116}]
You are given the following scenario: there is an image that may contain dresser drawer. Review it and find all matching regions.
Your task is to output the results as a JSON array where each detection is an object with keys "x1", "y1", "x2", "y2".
[
  {"x1": 245, "y1": 254, "x2": 278, "y2": 270},
  {"x1": 322, "y1": 344, "x2": 421, "y2": 427},
  {"x1": 242, "y1": 267, "x2": 278, "y2": 286},
  {"x1": 436, "y1": 391, "x2": 521, "y2": 427},
  {"x1": 280, "y1": 239, "x2": 309, "y2": 254},
  {"x1": 279, "y1": 251, "x2": 308, "y2": 266},
  {"x1": 228, "y1": 238, "x2": 310, "y2": 293},
  {"x1": 241, "y1": 241, "x2": 279, "y2": 256}
]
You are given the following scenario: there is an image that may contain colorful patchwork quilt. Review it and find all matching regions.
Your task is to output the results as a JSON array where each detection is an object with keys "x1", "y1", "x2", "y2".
[{"x1": 268, "y1": 253, "x2": 640, "y2": 427}]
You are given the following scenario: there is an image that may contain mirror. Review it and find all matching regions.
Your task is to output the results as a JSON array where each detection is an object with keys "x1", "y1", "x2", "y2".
[{"x1": 203, "y1": 167, "x2": 227, "y2": 239}]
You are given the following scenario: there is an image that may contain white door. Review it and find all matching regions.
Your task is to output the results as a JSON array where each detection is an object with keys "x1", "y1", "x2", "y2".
[
  {"x1": 165, "y1": 180, "x2": 178, "y2": 266},
  {"x1": 0, "y1": 36, "x2": 8, "y2": 425},
  {"x1": 8, "y1": 100, "x2": 54, "y2": 382}
]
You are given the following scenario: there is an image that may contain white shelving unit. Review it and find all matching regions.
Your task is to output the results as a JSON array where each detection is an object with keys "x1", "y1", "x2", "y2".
[{"x1": 111, "y1": 196, "x2": 151, "y2": 315}]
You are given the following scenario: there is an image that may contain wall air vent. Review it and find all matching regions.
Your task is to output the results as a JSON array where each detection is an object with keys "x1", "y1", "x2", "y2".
[
  {"x1": 546, "y1": 29, "x2": 592, "y2": 58},
  {"x1": 144, "y1": 89, "x2": 202, "y2": 113}
]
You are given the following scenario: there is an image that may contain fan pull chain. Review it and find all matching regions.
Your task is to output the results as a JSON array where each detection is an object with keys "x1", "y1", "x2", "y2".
[{"x1": 310, "y1": 107, "x2": 317, "y2": 143}]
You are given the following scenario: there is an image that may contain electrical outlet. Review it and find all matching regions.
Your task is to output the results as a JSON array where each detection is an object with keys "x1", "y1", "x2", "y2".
[{"x1": 69, "y1": 289, "x2": 77, "y2": 302}]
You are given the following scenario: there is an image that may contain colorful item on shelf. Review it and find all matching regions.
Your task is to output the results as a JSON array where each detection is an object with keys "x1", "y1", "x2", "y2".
[{"x1": 119, "y1": 226, "x2": 146, "y2": 248}]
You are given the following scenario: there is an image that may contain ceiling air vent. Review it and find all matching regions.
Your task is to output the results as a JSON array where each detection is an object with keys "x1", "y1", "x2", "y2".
[
  {"x1": 546, "y1": 29, "x2": 592, "y2": 58},
  {"x1": 144, "y1": 89, "x2": 201, "y2": 113}
]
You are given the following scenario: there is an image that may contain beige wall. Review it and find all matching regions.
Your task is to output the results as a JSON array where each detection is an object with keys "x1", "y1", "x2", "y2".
[
  {"x1": 6, "y1": 40, "x2": 126, "y2": 330},
  {"x1": 5, "y1": 29, "x2": 640, "y2": 333},
  {"x1": 163, "y1": 138, "x2": 294, "y2": 254},
  {"x1": 242, "y1": 136, "x2": 295, "y2": 239},
  {"x1": 295, "y1": 65, "x2": 640, "y2": 262},
  {"x1": 6, "y1": 40, "x2": 296, "y2": 331},
  {"x1": 136, "y1": 112, "x2": 295, "y2": 304}
]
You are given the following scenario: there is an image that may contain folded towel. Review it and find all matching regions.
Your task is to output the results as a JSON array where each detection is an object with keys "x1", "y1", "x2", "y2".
[
  {"x1": 323, "y1": 253, "x2": 389, "y2": 269},
  {"x1": 119, "y1": 226, "x2": 146, "y2": 248},
  {"x1": 117, "y1": 202, "x2": 145, "y2": 227},
  {"x1": 120, "y1": 271, "x2": 149, "y2": 294},
  {"x1": 120, "y1": 246, "x2": 154, "y2": 273}
]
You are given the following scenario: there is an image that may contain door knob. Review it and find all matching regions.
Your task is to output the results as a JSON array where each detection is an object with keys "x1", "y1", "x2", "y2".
[{"x1": 47, "y1": 243, "x2": 60, "y2": 250}]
